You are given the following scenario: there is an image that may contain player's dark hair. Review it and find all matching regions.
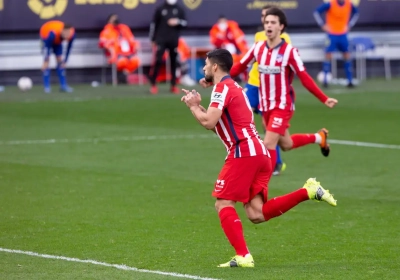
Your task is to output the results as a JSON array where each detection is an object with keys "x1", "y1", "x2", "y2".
[
  {"x1": 264, "y1": 7, "x2": 287, "y2": 33},
  {"x1": 206, "y1": 49, "x2": 233, "y2": 73},
  {"x1": 63, "y1": 23, "x2": 73, "y2": 30}
]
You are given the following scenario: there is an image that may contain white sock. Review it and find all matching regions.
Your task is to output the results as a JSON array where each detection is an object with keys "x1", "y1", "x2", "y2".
[{"x1": 314, "y1": 133, "x2": 322, "y2": 144}]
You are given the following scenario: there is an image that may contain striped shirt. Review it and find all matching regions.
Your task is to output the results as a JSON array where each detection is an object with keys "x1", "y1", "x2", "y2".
[
  {"x1": 239, "y1": 40, "x2": 305, "y2": 112},
  {"x1": 209, "y1": 76, "x2": 268, "y2": 159}
]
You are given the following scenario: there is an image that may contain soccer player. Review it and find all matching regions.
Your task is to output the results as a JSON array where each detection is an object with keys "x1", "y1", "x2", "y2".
[
  {"x1": 40, "y1": 20, "x2": 75, "y2": 93},
  {"x1": 201, "y1": 7, "x2": 339, "y2": 174},
  {"x1": 182, "y1": 48, "x2": 337, "y2": 268},
  {"x1": 245, "y1": 5, "x2": 292, "y2": 176},
  {"x1": 313, "y1": 0, "x2": 359, "y2": 88}
]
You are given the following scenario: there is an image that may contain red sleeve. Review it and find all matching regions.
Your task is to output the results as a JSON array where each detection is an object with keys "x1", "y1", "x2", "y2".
[
  {"x1": 289, "y1": 48, "x2": 328, "y2": 103},
  {"x1": 230, "y1": 42, "x2": 257, "y2": 77},
  {"x1": 209, "y1": 83, "x2": 229, "y2": 110}
]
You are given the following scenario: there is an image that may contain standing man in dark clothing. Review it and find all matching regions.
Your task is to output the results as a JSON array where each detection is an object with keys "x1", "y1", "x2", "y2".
[{"x1": 149, "y1": 0, "x2": 187, "y2": 95}]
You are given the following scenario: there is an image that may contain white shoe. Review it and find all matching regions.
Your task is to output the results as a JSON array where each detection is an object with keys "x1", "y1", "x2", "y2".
[{"x1": 180, "y1": 74, "x2": 196, "y2": 86}]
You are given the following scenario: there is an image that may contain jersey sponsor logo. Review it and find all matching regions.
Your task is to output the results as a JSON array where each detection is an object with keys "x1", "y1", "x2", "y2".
[
  {"x1": 211, "y1": 92, "x2": 224, "y2": 104},
  {"x1": 271, "y1": 117, "x2": 283, "y2": 128},
  {"x1": 258, "y1": 65, "x2": 281, "y2": 74},
  {"x1": 183, "y1": 0, "x2": 202, "y2": 10}
]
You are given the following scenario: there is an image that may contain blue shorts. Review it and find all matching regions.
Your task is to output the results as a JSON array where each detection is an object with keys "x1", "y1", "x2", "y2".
[
  {"x1": 325, "y1": 34, "x2": 349, "y2": 53},
  {"x1": 42, "y1": 42, "x2": 63, "y2": 59},
  {"x1": 244, "y1": 84, "x2": 259, "y2": 112}
]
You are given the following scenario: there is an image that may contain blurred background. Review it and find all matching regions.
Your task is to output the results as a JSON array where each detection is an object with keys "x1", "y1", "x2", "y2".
[{"x1": 0, "y1": 0, "x2": 399, "y2": 87}]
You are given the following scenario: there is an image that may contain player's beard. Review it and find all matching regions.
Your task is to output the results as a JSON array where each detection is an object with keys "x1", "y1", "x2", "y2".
[{"x1": 204, "y1": 73, "x2": 213, "y2": 84}]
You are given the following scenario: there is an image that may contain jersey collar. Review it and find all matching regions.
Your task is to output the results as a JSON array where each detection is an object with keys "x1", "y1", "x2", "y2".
[
  {"x1": 266, "y1": 38, "x2": 285, "y2": 49},
  {"x1": 221, "y1": 75, "x2": 231, "y2": 82}
]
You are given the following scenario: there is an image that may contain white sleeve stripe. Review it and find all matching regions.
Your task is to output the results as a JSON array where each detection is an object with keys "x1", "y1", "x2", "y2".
[{"x1": 292, "y1": 48, "x2": 305, "y2": 72}]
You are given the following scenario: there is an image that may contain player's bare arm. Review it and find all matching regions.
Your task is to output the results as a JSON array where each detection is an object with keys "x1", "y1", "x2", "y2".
[
  {"x1": 181, "y1": 89, "x2": 222, "y2": 130},
  {"x1": 292, "y1": 57, "x2": 338, "y2": 109}
]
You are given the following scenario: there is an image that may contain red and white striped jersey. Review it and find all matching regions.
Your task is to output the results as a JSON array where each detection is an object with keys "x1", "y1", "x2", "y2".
[
  {"x1": 238, "y1": 40, "x2": 305, "y2": 112},
  {"x1": 209, "y1": 76, "x2": 268, "y2": 159}
]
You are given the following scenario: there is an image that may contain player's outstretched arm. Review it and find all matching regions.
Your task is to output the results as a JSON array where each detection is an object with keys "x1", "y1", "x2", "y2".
[
  {"x1": 230, "y1": 42, "x2": 257, "y2": 77},
  {"x1": 289, "y1": 48, "x2": 337, "y2": 108}
]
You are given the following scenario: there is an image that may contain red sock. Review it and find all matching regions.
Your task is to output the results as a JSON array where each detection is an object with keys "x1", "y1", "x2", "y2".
[
  {"x1": 262, "y1": 189, "x2": 309, "y2": 221},
  {"x1": 219, "y1": 207, "x2": 249, "y2": 257},
  {"x1": 268, "y1": 149, "x2": 277, "y2": 173},
  {"x1": 291, "y1": 134, "x2": 316, "y2": 149}
]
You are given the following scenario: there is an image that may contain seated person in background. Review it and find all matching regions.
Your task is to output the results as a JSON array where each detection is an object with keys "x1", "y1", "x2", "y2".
[
  {"x1": 99, "y1": 14, "x2": 140, "y2": 76},
  {"x1": 176, "y1": 38, "x2": 196, "y2": 86},
  {"x1": 209, "y1": 15, "x2": 248, "y2": 64}
]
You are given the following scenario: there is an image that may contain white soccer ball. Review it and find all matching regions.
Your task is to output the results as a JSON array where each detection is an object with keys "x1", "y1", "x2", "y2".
[
  {"x1": 317, "y1": 71, "x2": 332, "y2": 85},
  {"x1": 17, "y1": 77, "x2": 33, "y2": 92}
]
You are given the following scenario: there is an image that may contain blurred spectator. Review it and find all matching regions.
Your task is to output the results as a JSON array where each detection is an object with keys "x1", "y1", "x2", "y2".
[
  {"x1": 149, "y1": 0, "x2": 187, "y2": 95},
  {"x1": 209, "y1": 15, "x2": 248, "y2": 64},
  {"x1": 99, "y1": 14, "x2": 140, "y2": 78}
]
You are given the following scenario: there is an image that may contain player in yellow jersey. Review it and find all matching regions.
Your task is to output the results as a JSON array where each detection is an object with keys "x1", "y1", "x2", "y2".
[{"x1": 244, "y1": 5, "x2": 291, "y2": 176}]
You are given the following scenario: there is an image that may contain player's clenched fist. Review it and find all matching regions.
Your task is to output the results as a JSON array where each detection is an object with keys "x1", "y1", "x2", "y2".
[
  {"x1": 324, "y1": 97, "x2": 338, "y2": 108},
  {"x1": 181, "y1": 89, "x2": 201, "y2": 108}
]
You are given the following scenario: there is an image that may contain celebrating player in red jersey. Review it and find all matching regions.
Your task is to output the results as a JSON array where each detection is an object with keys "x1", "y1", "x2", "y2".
[
  {"x1": 202, "y1": 7, "x2": 338, "y2": 173},
  {"x1": 182, "y1": 49, "x2": 337, "y2": 268}
]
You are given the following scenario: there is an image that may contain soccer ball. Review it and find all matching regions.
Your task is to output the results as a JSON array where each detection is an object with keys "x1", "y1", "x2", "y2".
[
  {"x1": 17, "y1": 77, "x2": 33, "y2": 92},
  {"x1": 316, "y1": 71, "x2": 332, "y2": 85}
]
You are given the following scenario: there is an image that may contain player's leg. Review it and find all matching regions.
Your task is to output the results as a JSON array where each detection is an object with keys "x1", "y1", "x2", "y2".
[
  {"x1": 263, "y1": 110, "x2": 291, "y2": 172},
  {"x1": 149, "y1": 42, "x2": 167, "y2": 94},
  {"x1": 246, "y1": 178, "x2": 336, "y2": 225},
  {"x1": 167, "y1": 41, "x2": 179, "y2": 94},
  {"x1": 322, "y1": 34, "x2": 336, "y2": 88},
  {"x1": 213, "y1": 158, "x2": 256, "y2": 268},
  {"x1": 339, "y1": 34, "x2": 354, "y2": 88},
  {"x1": 273, "y1": 145, "x2": 286, "y2": 176},
  {"x1": 245, "y1": 157, "x2": 336, "y2": 225},
  {"x1": 280, "y1": 127, "x2": 330, "y2": 157},
  {"x1": 54, "y1": 44, "x2": 72, "y2": 93},
  {"x1": 41, "y1": 40, "x2": 51, "y2": 93},
  {"x1": 244, "y1": 155, "x2": 309, "y2": 223}
]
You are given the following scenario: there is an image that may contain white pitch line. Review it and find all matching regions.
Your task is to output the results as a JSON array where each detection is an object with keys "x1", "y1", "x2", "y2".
[
  {"x1": 0, "y1": 248, "x2": 220, "y2": 280},
  {"x1": 0, "y1": 134, "x2": 399, "y2": 150}
]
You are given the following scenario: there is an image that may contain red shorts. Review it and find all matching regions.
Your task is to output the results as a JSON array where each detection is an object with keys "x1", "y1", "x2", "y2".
[
  {"x1": 212, "y1": 155, "x2": 272, "y2": 204},
  {"x1": 262, "y1": 109, "x2": 294, "y2": 136}
]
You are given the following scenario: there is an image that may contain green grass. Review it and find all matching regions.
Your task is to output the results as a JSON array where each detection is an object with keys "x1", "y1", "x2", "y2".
[{"x1": 0, "y1": 79, "x2": 399, "y2": 279}]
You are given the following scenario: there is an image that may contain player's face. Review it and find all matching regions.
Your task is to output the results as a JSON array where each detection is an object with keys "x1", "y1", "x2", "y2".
[
  {"x1": 203, "y1": 58, "x2": 215, "y2": 83},
  {"x1": 264, "y1": 15, "x2": 283, "y2": 40}
]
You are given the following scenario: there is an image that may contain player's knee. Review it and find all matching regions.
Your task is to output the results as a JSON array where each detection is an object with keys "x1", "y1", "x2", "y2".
[
  {"x1": 214, "y1": 200, "x2": 234, "y2": 213},
  {"x1": 280, "y1": 143, "x2": 292, "y2": 151},
  {"x1": 264, "y1": 139, "x2": 278, "y2": 150},
  {"x1": 246, "y1": 211, "x2": 264, "y2": 224}
]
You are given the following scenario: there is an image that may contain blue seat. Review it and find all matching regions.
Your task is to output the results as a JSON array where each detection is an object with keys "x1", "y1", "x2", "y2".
[{"x1": 350, "y1": 36, "x2": 391, "y2": 81}]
